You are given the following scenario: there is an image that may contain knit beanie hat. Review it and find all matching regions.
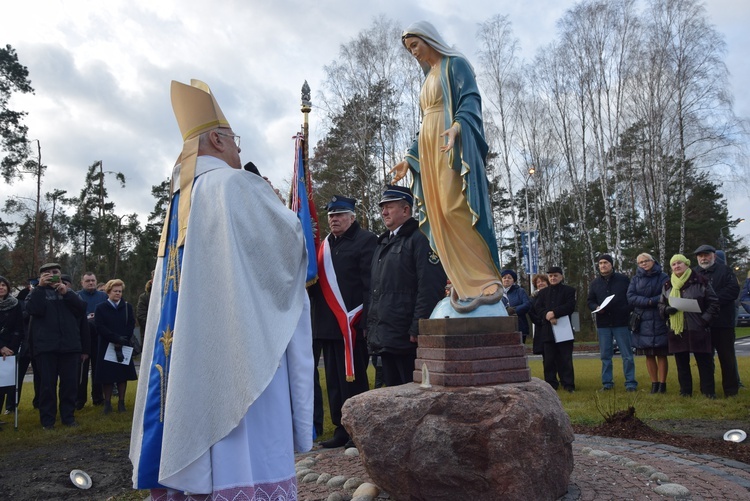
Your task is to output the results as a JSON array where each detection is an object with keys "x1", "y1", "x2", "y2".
[{"x1": 670, "y1": 254, "x2": 691, "y2": 266}]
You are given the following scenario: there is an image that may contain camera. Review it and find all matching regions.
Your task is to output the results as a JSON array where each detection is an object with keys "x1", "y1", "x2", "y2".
[{"x1": 49, "y1": 275, "x2": 60, "y2": 283}]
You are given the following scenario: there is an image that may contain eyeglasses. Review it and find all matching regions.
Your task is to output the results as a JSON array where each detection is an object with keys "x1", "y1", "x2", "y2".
[
  {"x1": 637, "y1": 259, "x2": 653, "y2": 265},
  {"x1": 217, "y1": 131, "x2": 241, "y2": 148}
]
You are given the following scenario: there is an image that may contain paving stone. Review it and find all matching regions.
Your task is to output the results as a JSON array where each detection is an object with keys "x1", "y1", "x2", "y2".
[
  {"x1": 316, "y1": 472, "x2": 332, "y2": 485},
  {"x1": 327, "y1": 475, "x2": 348, "y2": 488},
  {"x1": 653, "y1": 483, "x2": 691, "y2": 497},
  {"x1": 343, "y1": 477, "x2": 364, "y2": 491}
]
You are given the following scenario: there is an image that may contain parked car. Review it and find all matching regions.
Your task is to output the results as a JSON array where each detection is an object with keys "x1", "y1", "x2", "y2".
[{"x1": 737, "y1": 312, "x2": 750, "y2": 327}]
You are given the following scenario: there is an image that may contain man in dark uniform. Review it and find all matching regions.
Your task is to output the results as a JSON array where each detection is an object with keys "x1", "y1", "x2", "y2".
[
  {"x1": 532, "y1": 266, "x2": 577, "y2": 392},
  {"x1": 693, "y1": 244, "x2": 740, "y2": 397},
  {"x1": 309, "y1": 195, "x2": 377, "y2": 448},
  {"x1": 367, "y1": 186, "x2": 447, "y2": 387}
]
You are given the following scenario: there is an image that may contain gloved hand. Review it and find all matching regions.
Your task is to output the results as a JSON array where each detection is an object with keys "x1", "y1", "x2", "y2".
[
  {"x1": 115, "y1": 346, "x2": 125, "y2": 363},
  {"x1": 118, "y1": 336, "x2": 131, "y2": 346},
  {"x1": 664, "y1": 306, "x2": 678, "y2": 316},
  {"x1": 506, "y1": 306, "x2": 517, "y2": 315}
]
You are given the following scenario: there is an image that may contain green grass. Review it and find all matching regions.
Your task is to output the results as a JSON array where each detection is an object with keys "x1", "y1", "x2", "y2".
[
  {"x1": 1, "y1": 383, "x2": 137, "y2": 452},
  {"x1": 535, "y1": 357, "x2": 750, "y2": 426}
]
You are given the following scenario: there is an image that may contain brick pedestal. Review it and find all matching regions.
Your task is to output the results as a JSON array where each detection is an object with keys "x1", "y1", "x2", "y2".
[{"x1": 413, "y1": 316, "x2": 530, "y2": 386}]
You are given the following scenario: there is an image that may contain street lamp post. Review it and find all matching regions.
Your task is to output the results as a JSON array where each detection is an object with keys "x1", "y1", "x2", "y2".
[{"x1": 524, "y1": 167, "x2": 536, "y2": 294}]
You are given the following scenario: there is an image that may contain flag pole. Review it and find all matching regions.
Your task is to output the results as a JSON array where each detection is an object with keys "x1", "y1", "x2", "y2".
[{"x1": 301, "y1": 80, "x2": 312, "y2": 170}]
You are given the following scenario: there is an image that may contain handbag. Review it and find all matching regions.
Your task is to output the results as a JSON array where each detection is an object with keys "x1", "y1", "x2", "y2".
[{"x1": 629, "y1": 310, "x2": 642, "y2": 332}]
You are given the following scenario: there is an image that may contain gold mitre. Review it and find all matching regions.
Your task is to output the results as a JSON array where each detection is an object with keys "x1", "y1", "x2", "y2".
[
  {"x1": 171, "y1": 79, "x2": 231, "y2": 140},
  {"x1": 157, "y1": 79, "x2": 231, "y2": 257}
]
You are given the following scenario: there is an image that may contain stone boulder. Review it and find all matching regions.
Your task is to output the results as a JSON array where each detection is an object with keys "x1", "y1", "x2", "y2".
[{"x1": 342, "y1": 378, "x2": 573, "y2": 501}]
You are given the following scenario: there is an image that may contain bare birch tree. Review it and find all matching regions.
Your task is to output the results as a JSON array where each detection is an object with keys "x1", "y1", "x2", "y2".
[{"x1": 477, "y1": 14, "x2": 524, "y2": 268}]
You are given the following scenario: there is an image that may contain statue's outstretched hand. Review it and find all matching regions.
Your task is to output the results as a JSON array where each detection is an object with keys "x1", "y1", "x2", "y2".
[
  {"x1": 439, "y1": 125, "x2": 458, "y2": 153},
  {"x1": 389, "y1": 161, "x2": 409, "y2": 183}
]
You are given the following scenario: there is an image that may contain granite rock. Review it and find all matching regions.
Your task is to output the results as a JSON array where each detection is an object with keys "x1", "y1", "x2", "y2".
[{"x1": 342, "y1": 378, "x2": 573, "y2": 501}]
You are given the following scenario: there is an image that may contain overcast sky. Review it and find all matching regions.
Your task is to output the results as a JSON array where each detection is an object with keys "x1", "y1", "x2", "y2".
[{"x1": 2, "y1": 0, "x2": 748, "y2": 243}]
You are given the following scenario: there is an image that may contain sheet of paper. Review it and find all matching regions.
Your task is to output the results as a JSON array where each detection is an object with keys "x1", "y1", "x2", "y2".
[
  {"x1": 593, "y1": 294, "x2": 615, "y2": 313},
  {"x1": 0, "y1": 355, "x2": 15, "y2": 386},
  {"x1": 668, "y1": 296, "x2": 701, "y2": 313},
  {"x1": 104, "y1": 343, "x2": 133, "y2": 365},
  {"x1": 552, "y1": 315, "x2": 575, "y2": 343}
]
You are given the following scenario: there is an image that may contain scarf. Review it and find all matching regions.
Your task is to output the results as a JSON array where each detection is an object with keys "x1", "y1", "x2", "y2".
[
  {"x1": 669, "y1": 268, "x2": 691, "y2": 335},
  {"x1": 0, "y1": 295, "x2": 18, "y2": 312}
]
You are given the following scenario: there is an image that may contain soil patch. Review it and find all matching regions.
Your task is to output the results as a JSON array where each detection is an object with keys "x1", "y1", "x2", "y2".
[{"x1": 572, "y1": 411, "x2": 750, "y2": 464}]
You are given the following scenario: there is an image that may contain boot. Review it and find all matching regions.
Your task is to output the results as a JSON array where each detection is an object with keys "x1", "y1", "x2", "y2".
[
  {"x1": 103, "y1": 401, "x2": 112, "y2": 415},
  {"x1": 650, "y1": 382, "x2": 659, "y2": 394},
  {"x1": 658, "y1": 382, "x2": 667, "y2": 394},
  {"x1": 118, "y1": 400, "x2": 126, "y2": 413}
]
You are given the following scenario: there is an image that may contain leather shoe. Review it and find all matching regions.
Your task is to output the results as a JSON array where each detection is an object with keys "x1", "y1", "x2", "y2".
[{"x1": 320, "y1": 434, "x2": 349, "y2": 448}]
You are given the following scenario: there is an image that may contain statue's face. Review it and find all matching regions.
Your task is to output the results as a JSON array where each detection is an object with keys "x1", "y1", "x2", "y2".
[{"x1": 404, "y1": 36, "x2": 440, "y2": 67}]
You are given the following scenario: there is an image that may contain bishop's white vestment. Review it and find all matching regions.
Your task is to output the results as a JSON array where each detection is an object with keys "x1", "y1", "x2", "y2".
[{"x1": 130, "y1": 155, "x2": 313, "y2": 500}]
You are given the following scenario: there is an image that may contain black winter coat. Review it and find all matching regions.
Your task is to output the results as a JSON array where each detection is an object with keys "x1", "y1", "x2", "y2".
[
  {"x1": 367, "y1": 217, "x2": 447, "y2": 354},
  {"x1": 626, "y1": 262, "x2": 669, "y2": 349},
  {"x1": 94, "y1": 300, "x2": 137, "y2": 383},
  {"x1": 659, "y1": 272, "x2": 719, "y2": 354},
  {"x1": 26, "y1": 286, "x2": 88, "y2": 355},
  {"x1": 693, "y1": 262, "x2": 739, "y2": 329},
  {"x1": 0, "y1": 298, "x2": 24, "y2": 353},
  {"x1": 310, "y1": 221, "x2": 378, "y2": 341},
  {"x1": 587, "y1": 272, "x2": 631, "y2": 328},
  {"x1": 532, "y1": 282, "x2": 577, "y2": 354}
]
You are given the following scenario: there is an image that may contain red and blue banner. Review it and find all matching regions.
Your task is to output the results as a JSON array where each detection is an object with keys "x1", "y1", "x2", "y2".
[{"x1": 290, "y1": 133, "x2": 319, "y2": 285}]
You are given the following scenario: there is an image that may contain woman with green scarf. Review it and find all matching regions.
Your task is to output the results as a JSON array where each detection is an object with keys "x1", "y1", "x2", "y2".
[{"x1": 659, "y1": 254, "x2": 719, "y2": 398}]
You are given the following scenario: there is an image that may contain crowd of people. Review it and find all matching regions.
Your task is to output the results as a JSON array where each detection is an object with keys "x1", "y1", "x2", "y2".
[
  {"x1": 0, "y1": 267, "x2": 146, "y2": 430},
  {"x1": 520, "y1": 246, "x2": 743, "y2": 399}
]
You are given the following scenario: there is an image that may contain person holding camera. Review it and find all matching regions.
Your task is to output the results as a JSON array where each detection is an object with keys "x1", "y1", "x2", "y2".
[{"x1": 26, "y1": 263, "x2": 89, "y2": 429}]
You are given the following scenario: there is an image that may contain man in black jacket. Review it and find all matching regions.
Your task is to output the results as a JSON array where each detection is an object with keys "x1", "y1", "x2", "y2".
[
  {"x1": 368, "y1": 186, "x2": 446, "y2": 387},
  {"x1": 693, "y1": 244, "x2": 740, "y2": 397},
  {"x1": 310, "y1": 195, "x2": 377, "y2": 448},
  {"x1": 587, "y1": 254, "x2": 637, "y2": 392},
  {"x1": 532, "y1": 266, "x2": 577, "y2": 392},
  {"x1": 26, "y1": 263, "x2": 88, "y2": 429}
]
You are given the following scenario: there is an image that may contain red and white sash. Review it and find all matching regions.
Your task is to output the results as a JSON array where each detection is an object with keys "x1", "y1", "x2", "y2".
[{"x1": 317, "y1": 236, "x2": 362, "y2": 382}]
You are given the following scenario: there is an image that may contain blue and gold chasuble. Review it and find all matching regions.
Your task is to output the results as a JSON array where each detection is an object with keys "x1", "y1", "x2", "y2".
[{"x1": 136, "y1": 193, "x2": 182, "y2": 489}]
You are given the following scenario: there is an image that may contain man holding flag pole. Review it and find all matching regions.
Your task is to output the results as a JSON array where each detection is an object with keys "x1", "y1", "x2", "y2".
[{"x1": 309, "y1": 195, "x2": 377, "y2": 448}]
